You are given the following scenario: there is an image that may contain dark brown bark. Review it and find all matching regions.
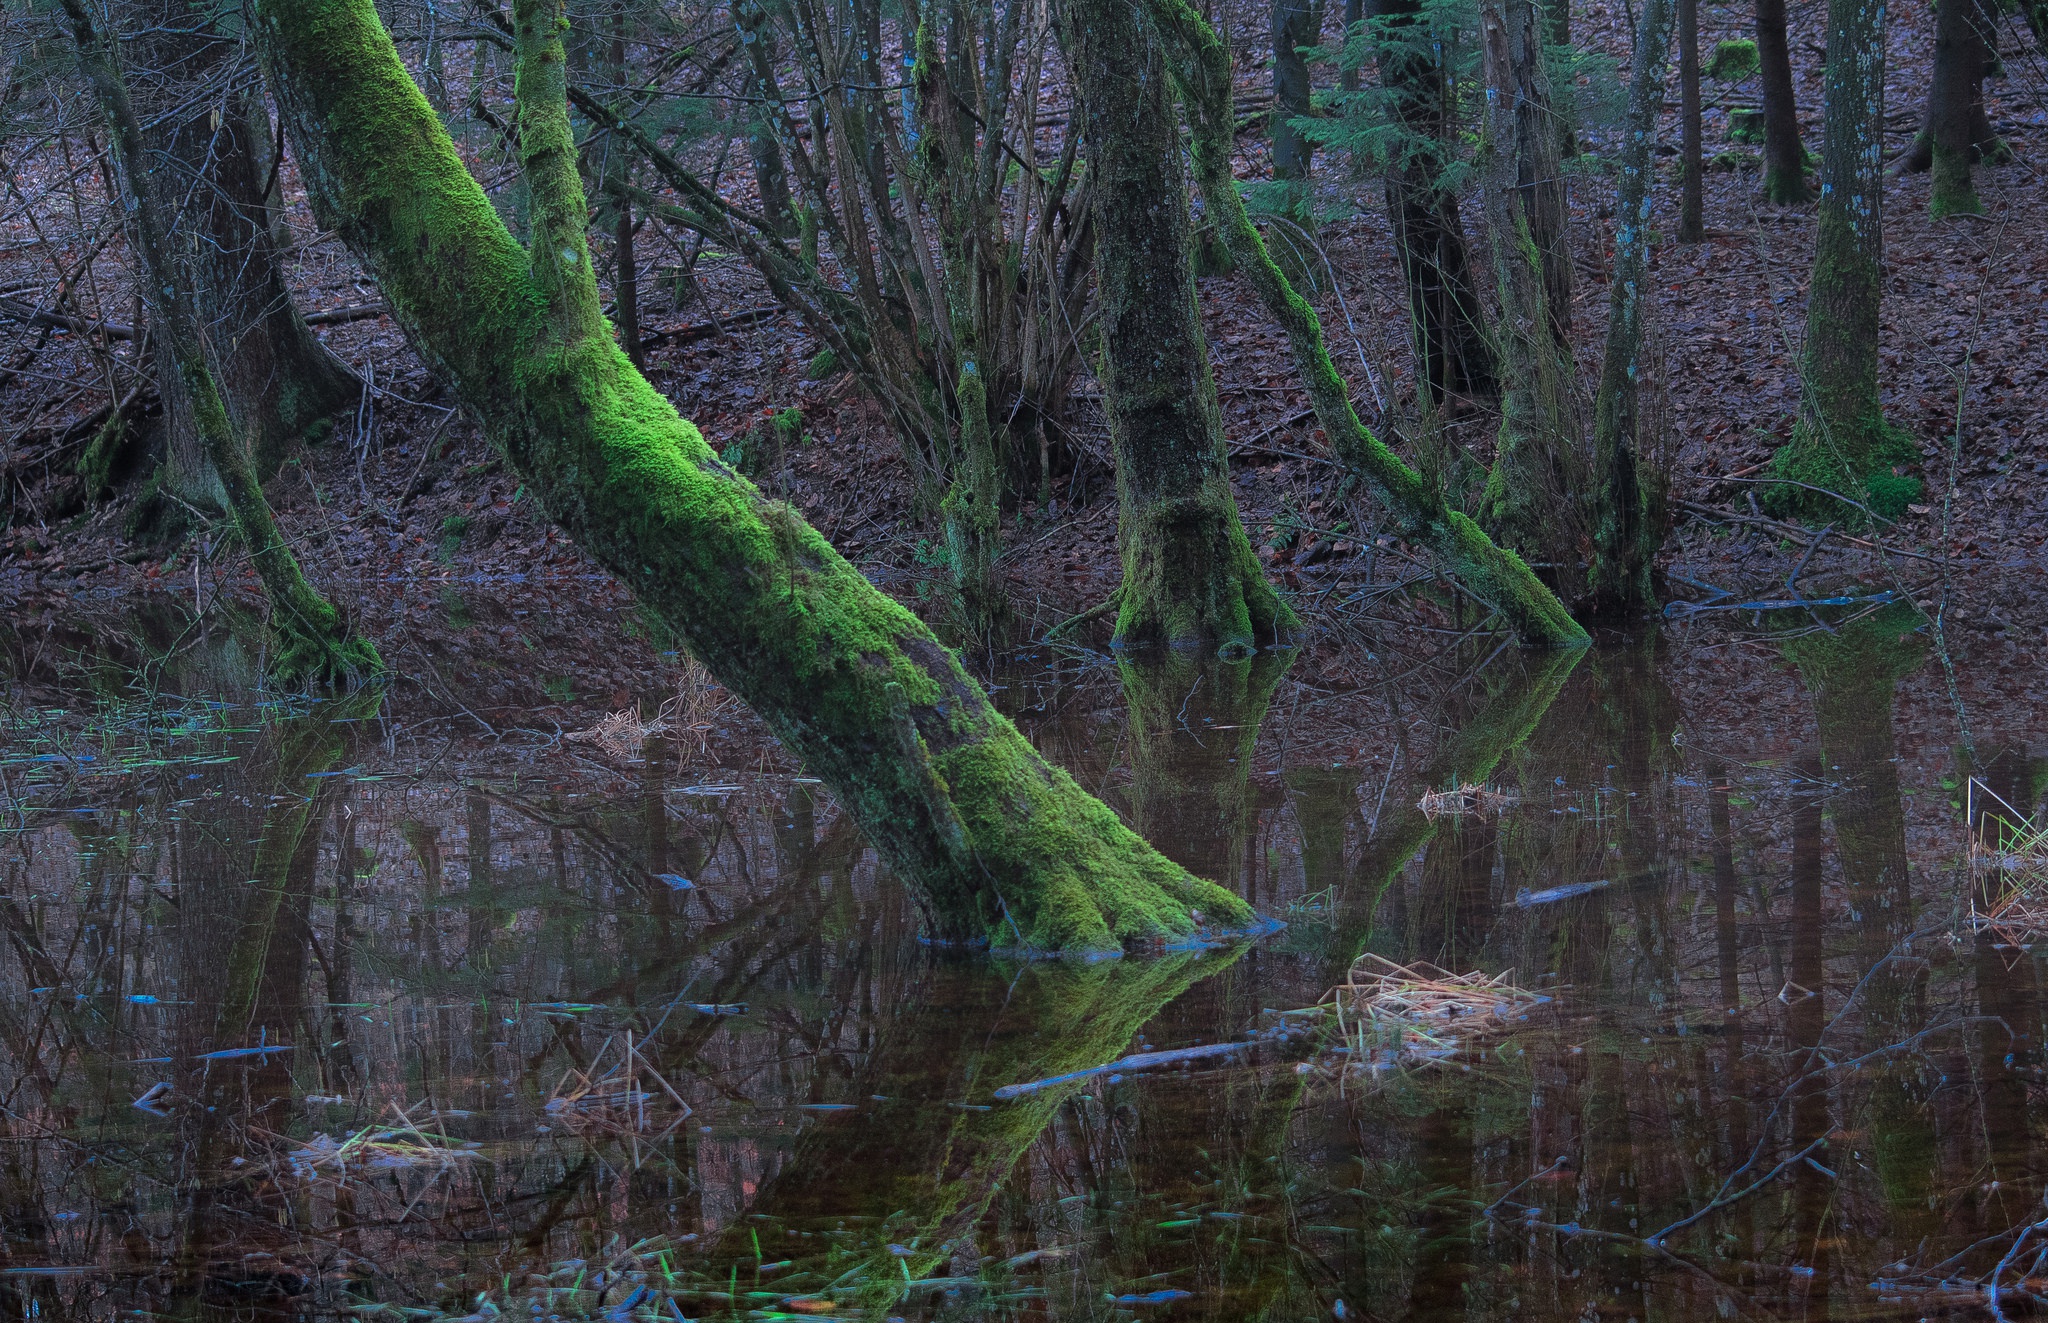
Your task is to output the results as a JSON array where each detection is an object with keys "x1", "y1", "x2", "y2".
[
  {"x1": 1372, "y1": 0, "x2": 1497, "y2": 405},
  {"x1": 1755, "y1": 0, "x2": 1809, "y2": 203},
  {"x1": 1272, "y1": 0, "x2": 1317, "y2": 181},
  {"x1": 1905, "y1": 0, "x2": 2000, "y2": 217},
  {"x1": 1478, "y1": 0, "x2": 1582, "y2": 569},
  {"x1": 608, "y1": 19, "x2": 643, "y2": 368},
  {"x1": 130, "y1": 10, "x2": 358, "y2": 504},
  {"x1": 1678, "y1": 0, "x2": 1705, "y2": 241}
]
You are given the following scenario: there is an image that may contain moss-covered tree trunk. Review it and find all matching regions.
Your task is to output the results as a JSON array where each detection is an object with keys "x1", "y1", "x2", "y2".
[
  {"x1": 1061, "y1": 0, "x2": 1290, "y2": 654},
  {"x1": 129, "y1": 8, "x2": 358, "y2": 510},
  {"x1": 1476, "y1": 0, "x2": 1584, "y2": 571},
  {"x1": 1143, "y1": 0, "x2": 1589, "y2": 650},
  {"x1": 1904, "y1": 0, "x2": 2002, "y2": 217},
  {"x1": 1755, "y1": 0, "x2": 1810, "y2": 203},
  {"x1": 248, "y1": 0, "x2": 1246, "y2": 953},
  {"x1": 1587, "y1": 0, "x2": 1675, "y2": 616},
  {"x1": 60, "y1": 0, "x2": 379, "y2": 684},
  {"x1": 1375, "y1": 0, "x2": 1498, "y2": 407},
  {"x1": 1768, "y1": 0, "x2": 1917, "y2": 521}
]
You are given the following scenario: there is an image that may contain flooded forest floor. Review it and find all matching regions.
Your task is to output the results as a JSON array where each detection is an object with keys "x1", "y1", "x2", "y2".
[{"x1": 6, "y1": 1, "x2": 2048, "y2": 1315}]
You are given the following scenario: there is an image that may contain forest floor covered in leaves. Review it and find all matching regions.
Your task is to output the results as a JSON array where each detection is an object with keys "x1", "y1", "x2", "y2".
[{"x1": 2, "y1": 0, "x2": 2044, "y2": 734}]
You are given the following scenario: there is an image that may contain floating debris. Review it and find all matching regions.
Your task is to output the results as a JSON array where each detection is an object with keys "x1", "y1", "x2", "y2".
[
  {"x1": 993, "y1": 1040, "x2": 1255, "y2": 1100},
  {"x1": 1301, "y1": 955, "x2": 1546, "y2": 1079},
  {"x1": 1417, "y1": 782, "x2": 1517, "y2": 819},
  {"x1": 1968, "y1": 777, "x2": 2048, "y2": 941},
  {"x1": 279, "y1": 1101, "x2": 485, "y2": 1182}
]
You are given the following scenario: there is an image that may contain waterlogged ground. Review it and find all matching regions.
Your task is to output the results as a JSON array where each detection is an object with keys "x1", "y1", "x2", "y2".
[{"x1": 3, "y1": 598, "x2": 2047, "y2": 1322}]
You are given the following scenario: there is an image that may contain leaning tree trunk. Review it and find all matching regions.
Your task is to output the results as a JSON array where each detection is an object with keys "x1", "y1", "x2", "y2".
[
  {"x1": 1588, "y1": 0, "x2": 1675, "y2": 616},
  {"x1": 1769, "y1": 0, "x2": 1917, "y2": 520},
  {"x1": 1061, "y1": 0, "x2": 1290, "y2": 654},
  {"x1": 1904, "y1": 0, "x2": 2001, "y2": 217},
  {"x1": 1476, "y1": 0, "x2": 1583, "y2": 573},
  {"x1": 1374, "y1": 0, "x2": 1497, "y2": 406},
  {"x1": 1271, "y1": 0, "x2": 1317, "y2": 183},
  {"x1": 1143, "y1": 0, "x2": 1590, "y2": 649},
  {"x1": 1755, "y1": 0, "x2": 1810, "y2": 203},
  {"x1": 130, "y1": 8, "x2": 357, "y2": 510},
  {"x1": 246, "y1": 0, "x2": 1249, "y2": 953},
  {"x1": 59, "y1": 0, "x2": 379, "y2": 684}
]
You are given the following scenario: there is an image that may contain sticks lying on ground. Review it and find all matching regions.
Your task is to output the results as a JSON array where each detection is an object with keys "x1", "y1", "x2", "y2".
[{"x1": 1673, "y1": 497, "x2": 1944, "y2": 564}]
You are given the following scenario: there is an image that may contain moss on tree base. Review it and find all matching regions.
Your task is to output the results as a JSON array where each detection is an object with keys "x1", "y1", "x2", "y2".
[{"x1": 1765, "y1": 414, "x2": 1921, "y2": 524}]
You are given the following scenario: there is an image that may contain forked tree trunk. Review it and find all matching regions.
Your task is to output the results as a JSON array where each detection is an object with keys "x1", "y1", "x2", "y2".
[
  {"x1": 1588, "y1": 0, "x2": 1675, "y2": 616},
  {"x1": 132, "y1": 9, "x2": 357, "y2": 508},
  {"x1": 60, "y1": 0, "x2": 378, "y2": 683},
  {"x1": 1769, "y1": 0, "x2": 1917, "y2": 520},
  {"x1": 1755, "y1": 0, "x2": 1810, "y2": 203},
  {"x1": 1061, "y1": 0, "x2": 1290, "y2": 654},
  {"x1": 1142, "y1": 0, "x2": 1589, "y2": 649},
  {"x1": 247, "y1": 0, "x2": 1250, "y2": 953}
]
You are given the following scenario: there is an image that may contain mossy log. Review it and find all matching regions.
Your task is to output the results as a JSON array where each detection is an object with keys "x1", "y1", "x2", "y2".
[
  {"x1": 248, "y1": 0, "x2": 1249, "y2": 954},
  {"x1": 1140, "y1": 0, "x2": 1589, "y2": 651}
]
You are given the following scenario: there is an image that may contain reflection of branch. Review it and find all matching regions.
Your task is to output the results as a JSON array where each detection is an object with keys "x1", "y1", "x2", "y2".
[{"x1": 1641, "y1": 1135, "x2": 1830, "y2": 1242}]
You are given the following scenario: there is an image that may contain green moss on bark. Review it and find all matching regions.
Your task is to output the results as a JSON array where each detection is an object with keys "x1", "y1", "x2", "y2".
[
  {"x1": 1769, "y1": 0, "x2": 1913, "y2": 525},
  {"x1": 1141, "y1": 0, "x2": 1588, "y2": 651},
  {"x1": 1929, "y1": 141, "x2": 1984, "y2": 218},
  {"x1": 252, "y1": 0, "x2": 1248, "y2": 954},
  {"x1": 1062, "y1": 0, "x2": 1289, "y2": 655}
]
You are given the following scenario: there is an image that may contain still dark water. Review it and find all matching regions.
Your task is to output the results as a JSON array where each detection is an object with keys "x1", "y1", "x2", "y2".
[{"x1": 3, "y1": 602, "x2": 2045, "y2": 1321}]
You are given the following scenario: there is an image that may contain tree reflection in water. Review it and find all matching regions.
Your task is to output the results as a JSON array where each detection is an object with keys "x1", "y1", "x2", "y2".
[{"x1": 1, "y1": 608, "x2": 2044, "y2": 1321}]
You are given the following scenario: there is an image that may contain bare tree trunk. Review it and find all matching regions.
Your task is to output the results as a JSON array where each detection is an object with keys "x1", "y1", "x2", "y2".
[
  {"x1": 1588, "y1": 0, "x2": 1675, "y2": 616},
  {"x1": 1768, "y1": 0, "x2": 1917, "y2": 520},
  {"x1": 1902, "y1": 0, "x2": 2001, "y2": 218},
  {"x1": 131, "y1": 7, "x2": 358, "y2": 513},
  {"x1": 609, "y1": 17, "x2": 643, "y2": 368},
  {"x1": 1477, "y1": 0, "x2": 1582, "y2": 571},
  {"x1": 60, "y1": 0, "x2": 379, "y2": 683},
  {"x1": 1372, "y1": 0, "x2": 1497, "y2": 406},
  {"x1": 1271, "y1": 0, "x2": 1317, "y2": 182},
  {"x1": 1677, "y1": 0, "x2": 1705, "y2": 241},
  {"x1": 1755, "y1": 0, "x2": 1810, "y2": 202},
  {"x1": 732, "y1": 0, "x2": 797, "y2": 237}
]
